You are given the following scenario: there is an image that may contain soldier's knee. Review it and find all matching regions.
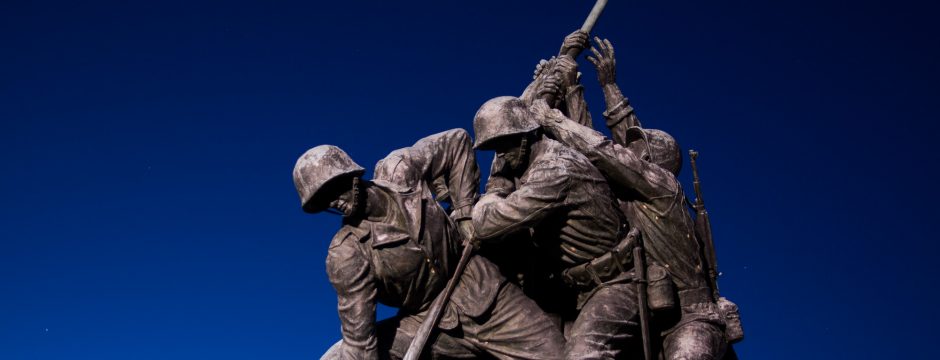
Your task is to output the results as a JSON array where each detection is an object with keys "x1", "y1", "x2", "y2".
[
  {"x1": 664, "y1": 322, "x2": 726, "y2": 360},
  {"x1": 667, "y1": 351, "x2": 716, "y2": 360},
  {"x1": 666, "y1": 340, "x2": 721, "y2": 360}
]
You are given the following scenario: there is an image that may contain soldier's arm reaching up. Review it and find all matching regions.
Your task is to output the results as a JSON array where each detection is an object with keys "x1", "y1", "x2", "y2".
[
  {"x1": 586, "y1": 36, "x2": 643, "y2": 145},
  {"x1": 534, "y1": 102, "x2": 676, "y2": 201},
  {"x1": 521, "y1": 30, "x2": 593, "y2": 127}
]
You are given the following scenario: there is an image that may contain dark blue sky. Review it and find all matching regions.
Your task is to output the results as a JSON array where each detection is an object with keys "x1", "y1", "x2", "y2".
[{"x1": 2, "y1": 0, "x2": 938, "y2": 358}]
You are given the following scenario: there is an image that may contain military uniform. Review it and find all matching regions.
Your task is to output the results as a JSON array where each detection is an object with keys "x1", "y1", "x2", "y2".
[
  {"x1": 472, "y1": 133, "x2": 642, "y2": 360},
  {"x1": 322, "y1": 129, "x2": 565, "y2": 360},
  {"x1": 537, "y1": 107, "x2": 727, "y2": 360}
]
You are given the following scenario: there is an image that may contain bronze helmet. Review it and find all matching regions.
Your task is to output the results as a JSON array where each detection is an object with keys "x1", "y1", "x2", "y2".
[
  {"x1": 472, "y1": 96, "x2": 539, "y2": 150},
  {"x1": 292, "y1": 145, "x2": 365, "y2": 213},
  {"x1": 624, "y1": 127, "x2": 682, "y2": 176}
]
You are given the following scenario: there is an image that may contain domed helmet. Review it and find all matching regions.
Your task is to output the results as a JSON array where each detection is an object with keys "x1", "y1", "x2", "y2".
[
  {"x1": 624, "y1": 127, "x2": 682, "y2": 176},
  {"x1": 293, "y1": 145, "x2": 365, "y2": 213},
  {"x1": 472, "y1": 96, "x2": 539, "y2": 150}
]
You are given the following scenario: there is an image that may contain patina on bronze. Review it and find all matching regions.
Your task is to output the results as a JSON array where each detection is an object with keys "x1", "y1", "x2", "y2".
[
  {"x1": 299, "y1": 3, "x2": 746, "y2": 359},
  {"x1": 472, "y1": 95, "x2": 643, "y2": 360},
  {"x1": 533, "y1": 34, "x2": 735, "y2": 357},
  {"x1": 297, "y1": 130, "x2": 564, "y2": 360}
]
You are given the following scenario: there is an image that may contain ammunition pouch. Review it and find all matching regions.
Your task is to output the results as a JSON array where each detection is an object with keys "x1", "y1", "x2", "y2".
[
  {"x1": 647, "y1": 264, "x2": 676, "y2": 311},
  {"x1": 561, "y1": 228, "x2": 639, "y2": 290},
  {"x1": 717, "y1": 296, "x2": 745, "y2": 344},
  {"x1": 677, "y1": 287, "x2": 713, "y2": 307}
]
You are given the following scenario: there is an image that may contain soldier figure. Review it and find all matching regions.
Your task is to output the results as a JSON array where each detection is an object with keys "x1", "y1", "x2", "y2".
[
  {"x1": 536, "y1": 65, "x2": 728, "y2": 359},
  {"x1": 471, "y1": 96, "x2": 645, "y2": 360},
  {"x1": 293, "y1": 129, "x2": 565, "y2": 360},
  {"x1": 530, "y1": 32, "x2": 733, "y2": 359}
]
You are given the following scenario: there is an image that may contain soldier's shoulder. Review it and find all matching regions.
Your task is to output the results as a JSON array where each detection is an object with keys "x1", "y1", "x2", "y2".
[
  {"x1": 325, "y1": 224, "x2": 375, "y2": 287},
  {"x1": 329, "y1": 223, "x2": 370, "y2": 250},
  {"x1": 541, "y1": 139, "x2": 597, "y2": 172},
  {"x1": 326, "y1": 224, "x2": 370, "y2": 272},
  {"x1": 643, "y1": 162, "x2": 682, "y2": 196}
]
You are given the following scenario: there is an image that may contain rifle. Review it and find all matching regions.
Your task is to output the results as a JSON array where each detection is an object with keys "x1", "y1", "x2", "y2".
[
  {"x1": 689, "y1": 150, "x2": 746, "y2": 344},
  {"x1": 402, "y1": 241, "x2": 475, "y2": 360},
  {"x1": 689, "y1": 150, "x2": 720, "y2": 300},
  {"x1": 633, "y1": 236, "x2": 653, "y2": 360}
]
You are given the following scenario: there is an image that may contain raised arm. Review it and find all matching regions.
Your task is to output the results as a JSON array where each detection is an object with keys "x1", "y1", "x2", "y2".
[
  {"x1": 586, "y1": 36, "x2": 642, "y2": 145},
  {"x1": 556, "y1": 30, "x2": 593, "y2": 127},
  {"x1": 521, "y1": 30, "x2": 593, "y2": 127},
  {"x1": 534, "y1": 102, "x2": 676, "y2": 201}
]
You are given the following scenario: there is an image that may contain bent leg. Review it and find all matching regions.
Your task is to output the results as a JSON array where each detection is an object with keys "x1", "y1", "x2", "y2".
[
  {"x1": 376, "y1": 314, "x2": 478, "y2": 360},
  {"x1": 464, "y1": 282, "x2": 566, "y2": 360},
  {"x1": 662, "y1": 320, "x2": 726, "y2": 360},
  {"x1": 565, "y1": 283, "x2": 641, "y2": 360}
]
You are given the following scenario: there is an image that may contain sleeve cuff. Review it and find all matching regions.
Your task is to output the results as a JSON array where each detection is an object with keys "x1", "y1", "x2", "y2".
[
  {"x1": 603, "y1": 98, "x2": 634, "y2": 127},
  {"x1": 450, "y1": 195, "x2": 478, "y2": 221}
]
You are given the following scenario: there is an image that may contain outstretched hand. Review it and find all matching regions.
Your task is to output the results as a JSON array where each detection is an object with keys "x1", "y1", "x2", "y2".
[{"x1": 586, "y1": 36, "x2": 617, "y2": 86}]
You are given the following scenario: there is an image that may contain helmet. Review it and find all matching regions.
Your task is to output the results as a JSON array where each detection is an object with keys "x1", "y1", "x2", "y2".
[
  {"x1": 293, "y1": 145, "x2": 365, "y2": 213},
  {"x1": 624, "y1": 127, "x2": 682, "y2": 176},
  {"x1": 472, "y1": 96, "x2": 539, "y2": 150}
]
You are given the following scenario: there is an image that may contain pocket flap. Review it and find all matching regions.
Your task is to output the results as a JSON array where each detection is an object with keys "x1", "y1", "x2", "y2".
[{"x1": 371, "y1": 222, "x2": 411, "y2": 248}]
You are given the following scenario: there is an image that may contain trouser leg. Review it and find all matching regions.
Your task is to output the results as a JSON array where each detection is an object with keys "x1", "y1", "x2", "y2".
[
  {"x1": 565, "y1": 283, "x2": 641, "y2": 360},
  {"x1": 463, "y1": 282, "x2": 566, "y2": 360},
  {"x1": 376, "y1": 314, "x2": 478, "y2": 360},
  {"x1": 662, "y1": 320, "x2": 726, "y2": 360},
  {"x1": 375, "y1": 282, "x2": 565, "y2": 360}
]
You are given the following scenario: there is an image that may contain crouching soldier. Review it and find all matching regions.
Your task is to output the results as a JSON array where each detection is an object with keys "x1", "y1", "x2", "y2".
[{"x1": 293, "y1": 129, "x2": 565, "y2": 360}]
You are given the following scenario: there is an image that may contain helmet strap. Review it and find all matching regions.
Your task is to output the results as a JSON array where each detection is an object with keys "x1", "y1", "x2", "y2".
[
  {"x1": 349, "y1": 176, "x2": 362, "y2": 218},
  {"x1": 518, "y1": 136, "x2": 529, "y2": 165}
]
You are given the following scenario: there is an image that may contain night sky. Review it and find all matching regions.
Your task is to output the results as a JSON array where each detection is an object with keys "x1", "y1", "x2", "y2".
[{"x1": 2, "y1": 0, "x2": 938, "y2": 358}]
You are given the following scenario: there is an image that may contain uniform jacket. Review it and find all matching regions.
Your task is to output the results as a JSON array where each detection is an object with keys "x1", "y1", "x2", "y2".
[
  {"x1": 538, "y1": 107, "x2": 711, "y2": 293},
  {"x1": 325, "y1": 129, "x2": 503, "y2": 360},
  {"x1": 473, "y1": 137, "x2": 624, "y2": 268}
]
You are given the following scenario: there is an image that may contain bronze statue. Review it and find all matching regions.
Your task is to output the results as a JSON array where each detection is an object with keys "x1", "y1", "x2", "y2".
[
  {"x1": 533, "y1": 35, "x2": 737, "y2": 359},
  {"x1": 471, "y1": 96, "x2": 647, "y2": 359},
  {"x1": 297, "y1": 3, "x2": 745, "y2": 358},
  {"x1": 294, "y1": 130, "x2": 564, "y2": 359}
]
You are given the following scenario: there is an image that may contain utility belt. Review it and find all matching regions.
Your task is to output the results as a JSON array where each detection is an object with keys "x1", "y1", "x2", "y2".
[
  {"x1": 561, "y1": 227, "x2": 639, "y2": 289},
  {"x1": 561, "y1": 227, "x2": 716, "y2": 312},
  {"x1": 560, "y1": 226, "x2": 744, "y2": 344}
]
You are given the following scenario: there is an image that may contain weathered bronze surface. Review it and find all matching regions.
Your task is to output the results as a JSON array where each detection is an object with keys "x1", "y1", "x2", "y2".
[
  {"x1": 296, "y1": 8, "x2": 744, "y2": 359},
  {"x1": 298, "y1": 130, "x2": 564, "y2": 360}
]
